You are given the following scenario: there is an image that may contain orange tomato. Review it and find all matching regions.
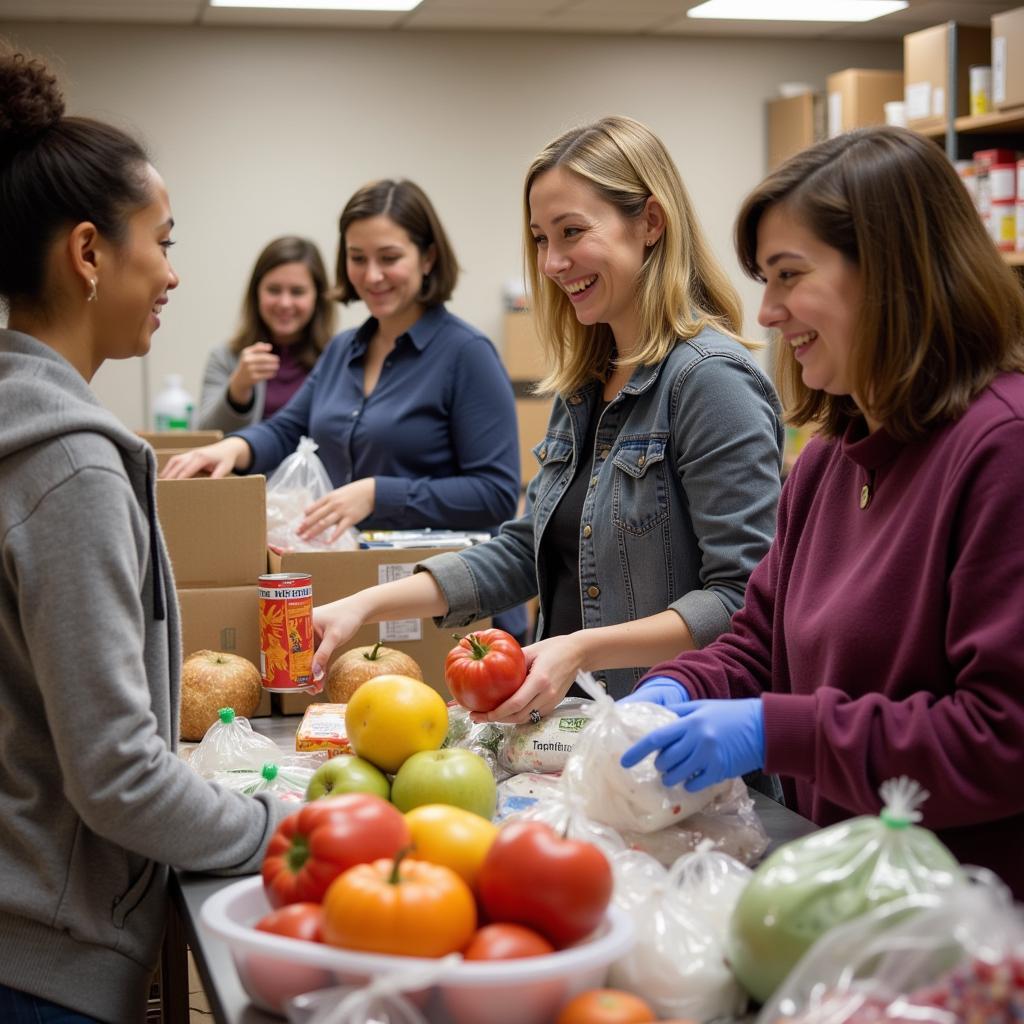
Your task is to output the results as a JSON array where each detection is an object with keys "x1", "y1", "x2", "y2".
[
  {"x1": 556, "y1": 988, "x2": 657, "y2": 1024},
  {"x1": 404, "y1": 803, "x2": 498, "y2": 889},
  {"x1": 322, "y1": 852, "x2": 476, "y2": 957}
]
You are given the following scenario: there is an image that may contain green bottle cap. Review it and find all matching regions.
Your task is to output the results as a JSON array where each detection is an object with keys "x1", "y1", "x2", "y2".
[{"x1": 218, "y1": 708, "x2": 236, "y2": 724}]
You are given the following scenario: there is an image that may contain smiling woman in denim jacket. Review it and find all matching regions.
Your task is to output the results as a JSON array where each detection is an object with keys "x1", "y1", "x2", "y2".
[{"x1": 312, "y1": 116, "x2": 783, "y2": 720}]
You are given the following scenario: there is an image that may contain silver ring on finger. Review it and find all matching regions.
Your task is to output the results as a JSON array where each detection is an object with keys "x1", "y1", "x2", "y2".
[{"x1": 529, "y1": 709, "x2": 542, "y2": 725}]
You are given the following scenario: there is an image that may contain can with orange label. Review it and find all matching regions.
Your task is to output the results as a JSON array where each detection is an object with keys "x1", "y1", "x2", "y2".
[{"x1": 258, "y1": 572, "x2": 314, "y2": 692}]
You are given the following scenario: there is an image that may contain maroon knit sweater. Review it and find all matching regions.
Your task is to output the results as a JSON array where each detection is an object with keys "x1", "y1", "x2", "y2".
[{"x1": 646, "y1": 372, "x2": 1024, "y2": 897}]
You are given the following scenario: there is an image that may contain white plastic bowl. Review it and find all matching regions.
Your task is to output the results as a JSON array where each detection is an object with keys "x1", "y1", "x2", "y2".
[{"x1": 200, "y1": 875, "x2": 635, "y2": 1022}]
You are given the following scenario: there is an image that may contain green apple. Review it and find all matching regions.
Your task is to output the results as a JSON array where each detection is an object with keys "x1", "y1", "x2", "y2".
[
  {"x1": 305, "y1": 754, "x2": 390, "y2": 802},
  {"x1": 390, "y1": 748, "x2": 497, "y2": 820}
]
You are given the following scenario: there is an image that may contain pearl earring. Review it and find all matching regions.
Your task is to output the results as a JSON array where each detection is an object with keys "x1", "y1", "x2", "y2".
[{"x1": 87, "y1": 279, "x2": 98, "y2": 303}]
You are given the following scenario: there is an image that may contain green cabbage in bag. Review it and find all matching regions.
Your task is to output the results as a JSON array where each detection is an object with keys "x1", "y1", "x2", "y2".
[{"x1": 728, "y1": 777, "x2": 963, "y2": 1004}]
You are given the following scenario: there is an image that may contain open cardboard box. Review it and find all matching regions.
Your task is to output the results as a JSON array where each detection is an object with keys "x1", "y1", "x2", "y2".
[{"x1": 268, "y1": 546, "x2": 490, "y2": 715}]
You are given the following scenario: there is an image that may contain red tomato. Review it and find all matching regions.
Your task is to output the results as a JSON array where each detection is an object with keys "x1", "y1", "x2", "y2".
[
  {"x1": 254, "y1": 902, "x2": 324, "y2": 943},
  {"x1": 444, "y1": 629, "x2": 527, "y2": 713},
  {"x1": 261, "y1": 793, "x2": 410, "y2": 908},
  {"x1": 477, "y1": 820, "x2": 613, "y2": 948},
  {"x1": 464, "y1": 922, "x2": 555, "y2": 960},
  {"x1": 556, "y1": 989, "x2": 657, "y2": 1024}
]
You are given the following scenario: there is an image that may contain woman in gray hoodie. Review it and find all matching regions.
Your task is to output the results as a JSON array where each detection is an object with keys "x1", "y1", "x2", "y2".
[{"x1": 0, "y1": 45, "x2": 288, "y2": 1023}]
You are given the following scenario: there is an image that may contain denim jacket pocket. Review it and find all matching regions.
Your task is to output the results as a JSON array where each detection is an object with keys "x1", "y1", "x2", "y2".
[
  {"x1": 532, "y1": 434, "x2": 573, "y2": 503},
  {"x1": 611, "y1": 436, "x2": 671, "y2": 535}
]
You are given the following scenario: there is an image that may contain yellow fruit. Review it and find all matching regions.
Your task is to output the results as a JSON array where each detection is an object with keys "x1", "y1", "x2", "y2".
[
  {"x1": 344, "y1": 674, "x2": 448, "y2": 774},
  {"x1": 405, "y1": 804, "x2": 498, "y2": 890}
]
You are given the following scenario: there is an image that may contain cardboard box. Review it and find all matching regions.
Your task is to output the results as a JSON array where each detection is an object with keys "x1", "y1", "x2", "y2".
[
  {"x1": 502, "y1": 311, "x2": 549, "y2": 381},
  {"x1": 516, "y1": 396, "x2": 552, "y2": 489},
  {"x1": 268, "y1": 547, "x2": 490, "y2": 714},
  {"x1": 826, "y1": 69, "x2": 904, "y2": 136},
  {"x1": 157, "y1": 476, "x2": 268, "y2": 588},
  {"x1": 993, "y1": 7, "x2": 1024, "y2": 110},
  {"x1": 903, "y1": 23, "x2": 990, "y2": 128},
  {"x1": 176, "y1": 585, "x2": 270, "y2": 716},
  {"x1": 138, "y1": 430, "x2": 223, "y2": 450},
  {"x1": 767, "y1": 92, "x2": 825, "y2": 170}
]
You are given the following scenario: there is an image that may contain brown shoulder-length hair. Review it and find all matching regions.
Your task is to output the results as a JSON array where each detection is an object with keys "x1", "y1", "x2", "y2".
[
  {"x1": 523, "y1": 115, "x2": 750, "y2": 397},
  {"x1": 736, "y1": 125, "x2": 1024, "y2": 442},
  {"x1": 228, "y1": 235, "x2": 335, "y2": 370},
  {"x1": 334, "y1": 178, "x2": 458, "y2": 306}
]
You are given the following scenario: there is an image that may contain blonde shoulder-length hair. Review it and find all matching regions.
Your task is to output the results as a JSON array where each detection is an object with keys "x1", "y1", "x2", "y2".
[{"x1": 523, "y1": 115, "x2": 752, "y2": 396}]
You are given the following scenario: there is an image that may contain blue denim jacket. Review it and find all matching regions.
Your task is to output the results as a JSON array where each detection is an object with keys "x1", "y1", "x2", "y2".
[{"x1": 420, "y1": 327, "x2": 783, "y2": 698}]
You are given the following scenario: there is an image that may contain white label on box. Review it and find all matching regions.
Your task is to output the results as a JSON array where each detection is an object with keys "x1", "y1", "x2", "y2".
[
  {"x1": 905, "y1": 81, "x2": 931, "y2": 121},
  {"x1": 994, "y1": 36, "x2": 1007, "y2": 104},
  {"x1": 377, "y1": 561, "x2": 422, "y2": 641},
  {"x1": 932, "y1": 85, "x2": 945, "y2": 118},
  {"x1": 827, "y1": 91, "x2": 842, "y2": 138}
]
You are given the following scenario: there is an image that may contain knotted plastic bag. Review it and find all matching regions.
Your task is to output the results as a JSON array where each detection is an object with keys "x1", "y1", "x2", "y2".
[
  {"x1": 212, "y1": 760, "x2": 318, "y2": 804},
  {"x1": 758, "y1": 871, "x2": 1024, "y2": 1024},
  {"x1": 188, "y1": 707, "x2": 282, "y2": 777},
  {"x1": 609, "y1": 841, "x2": 752, "y2": 1021},
  {"x1": 729, "y1": 776, "x2": 965, "y2": 1004},
  {"x1": 442, "y1": 704, "x2": 510, "y2": 781},
  {"x1": 266, "y1": 436, "x2": 358, "y2": 552},
  {"x1": 562, "y1": 672, "x2": 730, "y2": 834},
  {"x1": 284, "y1": 953, "x2": 460, "y2": 1024}
]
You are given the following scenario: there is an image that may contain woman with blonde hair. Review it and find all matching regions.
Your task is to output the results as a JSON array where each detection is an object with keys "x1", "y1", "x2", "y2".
[
  {"x1": 311, "y1": 115, "x2": 782, "y2": 719},
  {"x1": 622, "y1": 125, "x2": 1024, "y2": 896}
]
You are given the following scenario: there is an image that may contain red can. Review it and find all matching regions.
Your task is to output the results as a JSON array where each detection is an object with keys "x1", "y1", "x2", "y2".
[{"x1": 258, "y1": 573, "x2": 314, "y2": 692}]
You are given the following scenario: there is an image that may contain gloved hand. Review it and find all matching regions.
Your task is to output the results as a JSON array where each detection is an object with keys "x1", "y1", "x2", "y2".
[
  {"x1": 620, "y1": 698, "x2": 765, "y2": 792},
  {"x1": 617, "y1": 675, "x2": 691, "y2": 713}
]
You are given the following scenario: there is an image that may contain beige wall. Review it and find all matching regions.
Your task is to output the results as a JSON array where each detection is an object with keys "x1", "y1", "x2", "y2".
[{"x1": 1, "y1": 21, "x2": 899, "y2": 429}]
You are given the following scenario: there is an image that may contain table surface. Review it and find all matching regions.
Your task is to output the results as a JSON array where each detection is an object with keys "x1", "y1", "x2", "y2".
[{"x1": 174, "y1": 714, "x2": 818, "y2": 1024}]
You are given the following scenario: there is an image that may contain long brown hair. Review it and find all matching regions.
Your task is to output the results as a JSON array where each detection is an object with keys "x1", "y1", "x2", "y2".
[
  {"x1": 736, "y1": 125, "x2": 1024, "y2": 441},
  {"x1": 523, "y1": 115, "x2": 750, "y2": 397},
  {"x1": 334, "y1": 179, "x2": 458, "y2": 306},
  {"x1": 228, "y1": 235, "x2": 334, "y2": 370}
]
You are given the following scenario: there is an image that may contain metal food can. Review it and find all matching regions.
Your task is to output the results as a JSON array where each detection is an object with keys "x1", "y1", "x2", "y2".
[{"x1": 258, "y1": 573, "x2": 314, "y2": 692}]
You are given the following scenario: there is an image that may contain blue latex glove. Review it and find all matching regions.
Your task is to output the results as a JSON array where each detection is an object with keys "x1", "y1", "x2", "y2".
[
  {"x1": 617, "y1": 675, "x2": 691, "y2": 713},
  {"x1": 620, "y1": 698, "x2": 765, "y2": 792}
]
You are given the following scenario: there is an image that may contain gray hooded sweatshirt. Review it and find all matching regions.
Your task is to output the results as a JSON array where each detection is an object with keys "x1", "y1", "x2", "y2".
[{"x1": 0, "y1": 329, "x2": 288, "y2": 1022}]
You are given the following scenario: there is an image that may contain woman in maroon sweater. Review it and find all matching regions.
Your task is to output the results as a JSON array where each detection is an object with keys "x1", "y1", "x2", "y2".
[{"x1": 622, "y1": 126, "x2": 1024, "y2": 897}]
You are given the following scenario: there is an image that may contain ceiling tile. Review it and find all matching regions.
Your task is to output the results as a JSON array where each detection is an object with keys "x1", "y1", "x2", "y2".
[{"x1": 200, "y1": 5, "x2": 403, "y2": 27}]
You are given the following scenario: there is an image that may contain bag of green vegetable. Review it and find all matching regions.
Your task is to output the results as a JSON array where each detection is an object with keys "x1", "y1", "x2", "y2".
[
  {"x1": 728, "y1": 776, "x2": 963, "y2": 1005},
  {"x1": 755, "y1": 871, "x2": 1024, "y2": 1024}
]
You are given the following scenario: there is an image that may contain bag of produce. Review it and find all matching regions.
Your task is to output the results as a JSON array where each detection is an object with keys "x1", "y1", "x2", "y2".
[
  {"x1": 266, "y1": 436, "x2": 358, "y2": 552},
  {"x1": 442, "y1": 704, "x2": 511, "y2": 781},
  {"x1": 497, "y1": 697, "x2": 592, "y2": 775},
  {"x1": 212, "y1": 760, "x2": 317, "y2": 804},
  {"x1": 188, "y1": 706, "x2": 282, "y2": 777},
  {"x1": 609, "y1": 841, "x2": 753, "y2": 1021},
  {"x1": 729, "y1": 776, "x2": 964, "y2": 1004},
  {"x1": 284, "y1": 953, "x2": 459, "y2": 1024},
  {"x1": 757, "y1": 871, "x2": 1024, "y2": 1024},
  {"x1": 617, "y1": 777, "x2": 769, "y2": 867},
  {"x1": 563, "y1": 672, "x2": 730, "y2": 834}
]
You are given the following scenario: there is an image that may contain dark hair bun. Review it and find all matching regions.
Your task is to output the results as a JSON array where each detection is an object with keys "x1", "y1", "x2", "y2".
[{"x1": 0, "y1": 49, "x2": 65, "y2": 154}]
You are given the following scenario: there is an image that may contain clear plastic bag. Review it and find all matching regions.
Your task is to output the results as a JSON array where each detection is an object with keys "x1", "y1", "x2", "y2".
[
  {"x1": 729, "y1": 776, "x2": 965, "y2": 1005},
  {"x1": 266, "y1": 436, "x2": 359, "y2": 553},
  {"x1": 497, "y1": 697, "x2": 591, "y2": 775},
  {"x1": 442, "y1": 704, "x2": 511, "y2": 781},
  {"x1": 212, "y1": 760, "x2": 321, "y2": 804},
  {"x1": 284, "y1": 954, "x2": 460, "y2": 1024},
  {"x1": 609, "y1": 841, "x2": 753, "y2": 1021},
  {"x1": 188, "y1": 707, "x2": 282, "y2": 777},
  {"x1": 758, "y1": 872, "x2": 1024, "y2": 1024},
  {"x1": 618, "y1": 777, "x2": 769, "y2": 867},
  {"x1": 562, "y1": 672, "x2": 730, "y2": 834}
]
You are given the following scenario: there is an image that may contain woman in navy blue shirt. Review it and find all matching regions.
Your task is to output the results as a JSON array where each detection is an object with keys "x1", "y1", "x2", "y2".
[{"x1": 163, "y1": 180, "x2": 520, "y2": 547}]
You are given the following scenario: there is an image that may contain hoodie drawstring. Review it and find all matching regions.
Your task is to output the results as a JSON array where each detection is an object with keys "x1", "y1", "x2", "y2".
[{"x1": 146, "y1": 463, "x2": 166, "y2": 622}]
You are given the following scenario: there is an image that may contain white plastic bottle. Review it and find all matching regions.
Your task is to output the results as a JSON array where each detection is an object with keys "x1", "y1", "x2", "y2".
[{"x1": 153, "y1": 374, "x2": 195, "y2": 431}]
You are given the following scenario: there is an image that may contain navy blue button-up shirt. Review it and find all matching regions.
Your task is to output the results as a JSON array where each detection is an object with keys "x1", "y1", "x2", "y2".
[{"x1": 235, "y1": 305, "x2": 520, "y2": 531}]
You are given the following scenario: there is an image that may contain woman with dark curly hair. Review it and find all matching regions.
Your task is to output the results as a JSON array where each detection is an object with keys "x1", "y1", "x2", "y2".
[{"x1": 0, "y1": 44, "x2": 288, "y2": 1022}]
